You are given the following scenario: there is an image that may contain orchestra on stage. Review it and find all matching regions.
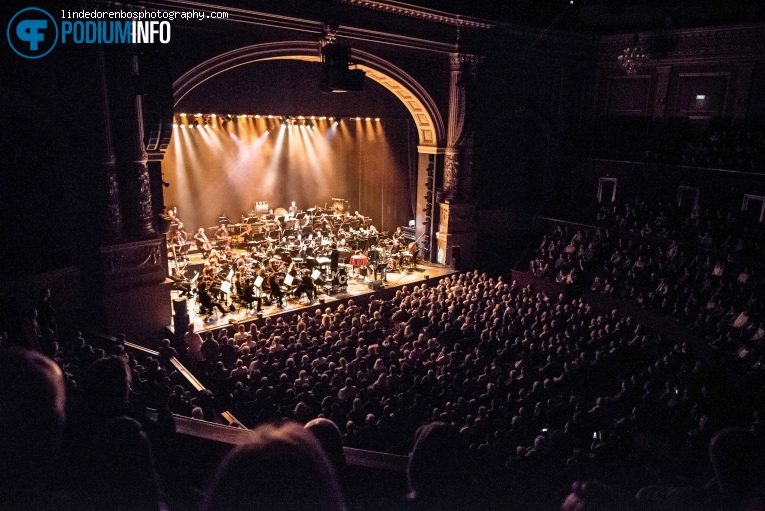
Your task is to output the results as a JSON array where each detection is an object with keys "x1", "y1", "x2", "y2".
[{"x1": 165, "y1": 199, "x2": 419, "y2": 317}]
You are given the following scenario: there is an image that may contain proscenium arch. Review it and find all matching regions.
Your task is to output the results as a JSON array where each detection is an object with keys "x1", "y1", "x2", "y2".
[{"x1": 173, "y1": 41, "x2": 445, "y2": 148}]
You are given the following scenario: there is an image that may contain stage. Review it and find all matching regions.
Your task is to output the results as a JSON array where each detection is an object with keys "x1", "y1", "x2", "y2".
[{"x1": 168, "y1": 260, "x2": 455, "y2": 334}]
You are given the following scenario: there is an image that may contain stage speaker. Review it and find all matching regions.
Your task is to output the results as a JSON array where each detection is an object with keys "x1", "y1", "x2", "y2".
[{"x1": 367, "y1": 280, "x2": 383, "y2": 290}]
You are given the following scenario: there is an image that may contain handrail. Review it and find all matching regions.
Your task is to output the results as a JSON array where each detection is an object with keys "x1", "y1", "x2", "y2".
[
  {"x1": 156, "y1": 411, "x2": 408, "y2": 472},
  {"x1": 111, "y1": 339, "x2": 239, "y2": 423}
]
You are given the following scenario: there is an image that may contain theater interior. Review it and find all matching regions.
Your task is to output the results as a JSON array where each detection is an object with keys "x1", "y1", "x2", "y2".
[{"x1": 1, "y1": 0, "x2": 765, "y2": 509}]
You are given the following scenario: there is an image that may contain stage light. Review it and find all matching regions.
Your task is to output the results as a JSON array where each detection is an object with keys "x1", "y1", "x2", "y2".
[
  {"x1": 211, "y1": 113, "x2": 217, "y2": 117},
  {"x1": 320, "y1": 116, "x2": 326, "y2": 120},
  {"x1": 180, "y1": 113, "x2": 187, "y2": 116},
  {"x1": 268, "y1": 115, "x2": 274, "y2": 118},
  {"x1": 356, "y1": 117, "x2": 361, "y2": 121},
  {"x1": 255, "y1": 114, "x2": 261, "y2": 118},
  {"x1": 180, "y1": 124, "x2": 185, "y2": 128},
  {"x1": 365, "y1": 117, "x2": 371, "y2": 121},
  {"x1": 311, "y1": 115, "x2": 316, "y2": 119},
  {"x1": 298, "y1": 115, "x2": 304, "y2": 119},
  {"x1": 375, "y1": 118, "x2": 380, "y2": 121}
]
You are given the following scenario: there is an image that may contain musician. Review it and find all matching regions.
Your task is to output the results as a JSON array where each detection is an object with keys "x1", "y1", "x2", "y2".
[
  {"x1": 267, "y1": 271, "x2": 285, "y2": 307},
  {"x1": 392, "y1": 226, "x2": 404, "y2": 241},
  {"x1": 194, "y1": 228, "x2": 212, "y2": 257},
  {"x1": 176, "y1": 223, "x2": 189, "y2": 243},
  {"x1": 268, "y1": 256, "x2": 283, "y2": 274},
  {"x1": 215, "y1": 224, "x2": 230, "y2": 248},
  {"x1": 330, "y1": 243, "x2": 340, "y2": 274},
  {"x1": 336, "y1": 230, "x2": 347, "y2": 249},
  {"x1": 353, "y1": 210, "x2": 364, "y2": 221},
  {"x1": 389, "y1": 241, "x2": 402, "y2": 271},
  {"x1": 198, "y1": 283, "x2": 227, "y2": 316},
  {"x1": 295, "y1": 270, "x2": 316, "y2": 301},
  {"x1": 223, "y1": 246, "x2": 237, "y2": 262},
  {"x1": 288, "y1": 201, "x2": 297, "y2": 216},
  {"x1": 169, "y1": 268, "x2": 193, "y2": 298},
  {"x1": 265, "y1": 209, "x2": 275, "y2": 221},
  {"x1": 208, "y1": 249, "x2": 222, "y2": 267},
  {"x1": 240, "y1": 276, "x2": 261, "y2": 312},
  {"x1": 367, "y1": 245, "x2": 382, "y2": 280},
  {"x1": 162, "y1": 206, "x2": 181, "y2": 228},
  {"x1": 242, "y1": 224, "x2": 254, "y2": 244}
]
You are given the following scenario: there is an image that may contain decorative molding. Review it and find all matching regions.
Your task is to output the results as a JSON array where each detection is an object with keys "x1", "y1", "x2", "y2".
[
  {"x1": 334, "y1": 0, "x2": 494, "y2": 30},
  {"x1": 101, "y1": 237, "x2": 167, "y2": 290},
  {"x1": 443, "y1": 151, "x2": 460, "y2": 201},
  {"x1": 102, "y1": 238, "x2": 164, "y2": 276},
  {"x1": 173, "y1": 41, "x2": 445, "y2": 147},
  {"x1": 599, "y1": 23, "x2": 765, "y2": 65}
]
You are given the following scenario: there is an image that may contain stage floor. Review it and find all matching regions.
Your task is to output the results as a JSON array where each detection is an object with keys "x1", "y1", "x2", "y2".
[{"x1": 169, "y1": 262, "x2": 455, "y2": 333}]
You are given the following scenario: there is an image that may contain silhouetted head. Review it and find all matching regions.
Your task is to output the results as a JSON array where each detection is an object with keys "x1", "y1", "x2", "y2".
[
  {"x1": 0, "y1": 348, "x2": 65, "y2": 491},
  {"x1": 305, "y1": 418, "x2": 346, "y2": 472},
  {"x1": 203, "y1": 422, "x2": 346, "y2": 511},
  {"x1": 407, "y1": 422, "x2": 470, "y2": 509}
]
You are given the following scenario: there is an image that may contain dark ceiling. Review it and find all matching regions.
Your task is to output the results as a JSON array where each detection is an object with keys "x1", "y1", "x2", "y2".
[{"x1": 405, "y1": 0, "x2": 764, "y2": 34}]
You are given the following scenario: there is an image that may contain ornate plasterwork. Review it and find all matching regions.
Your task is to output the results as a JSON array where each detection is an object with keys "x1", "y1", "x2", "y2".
[
  {"x1": 599, "y1": 23, "x2": 765, "y2": 65},
  {"x1": 101, "y1": 238, "x2": 164, "y2": 277},
  {"x1": 335, "y1": 0, "x2": 493, "y2": 30}
]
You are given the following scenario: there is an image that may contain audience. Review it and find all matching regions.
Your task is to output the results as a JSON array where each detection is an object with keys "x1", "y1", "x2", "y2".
[{"x1": 3, "y1": 255, "x2": 764, "y2": 510}]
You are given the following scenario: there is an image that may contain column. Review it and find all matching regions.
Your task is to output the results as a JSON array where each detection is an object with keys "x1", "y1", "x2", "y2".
[
  {"x1": 98, "y1": 46, "x2": 123, "y2": 241},
  {"x1": 443, "y1": 52, "x2": 481, "y2": 202},
  {"x1": 130, "y1": 51, "x2": 156, "y2": 237},
  {"x1": 437, "y1": 52, "x2": 482, "y2": 270},
  {"x1": 99, "y1": 47, "x2": 170, "y2": 339}
]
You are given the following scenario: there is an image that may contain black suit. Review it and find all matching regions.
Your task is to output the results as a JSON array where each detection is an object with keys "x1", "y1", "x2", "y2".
[{"x1": 330, "y1": 249, "x2": 340, "y2": 272}]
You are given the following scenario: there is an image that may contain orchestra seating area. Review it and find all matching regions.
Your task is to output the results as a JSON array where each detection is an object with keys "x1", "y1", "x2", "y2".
[{"x1": 4, "y1": 265, "x2": 765, "y2": 510}]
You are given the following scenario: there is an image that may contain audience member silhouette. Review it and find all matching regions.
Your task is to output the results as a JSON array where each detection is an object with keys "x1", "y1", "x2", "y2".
[
  {"x1": 407, "y1": 422, "x2": 474, "y2": 511},
  {"x1": 0, "y1": 348, "x2": 67, "y2": 509},
  {"x1": 202, "y1": 422, "x2": 346, "y2": 511}
]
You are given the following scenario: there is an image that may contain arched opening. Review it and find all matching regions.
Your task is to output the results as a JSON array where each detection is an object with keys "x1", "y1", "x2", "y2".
[
  {"x1": 164, "y1": 43, "x2": 443, "y2": 236},
  {"x1": 173, "y1": 41, "x2": 444, "y2": 149}
]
